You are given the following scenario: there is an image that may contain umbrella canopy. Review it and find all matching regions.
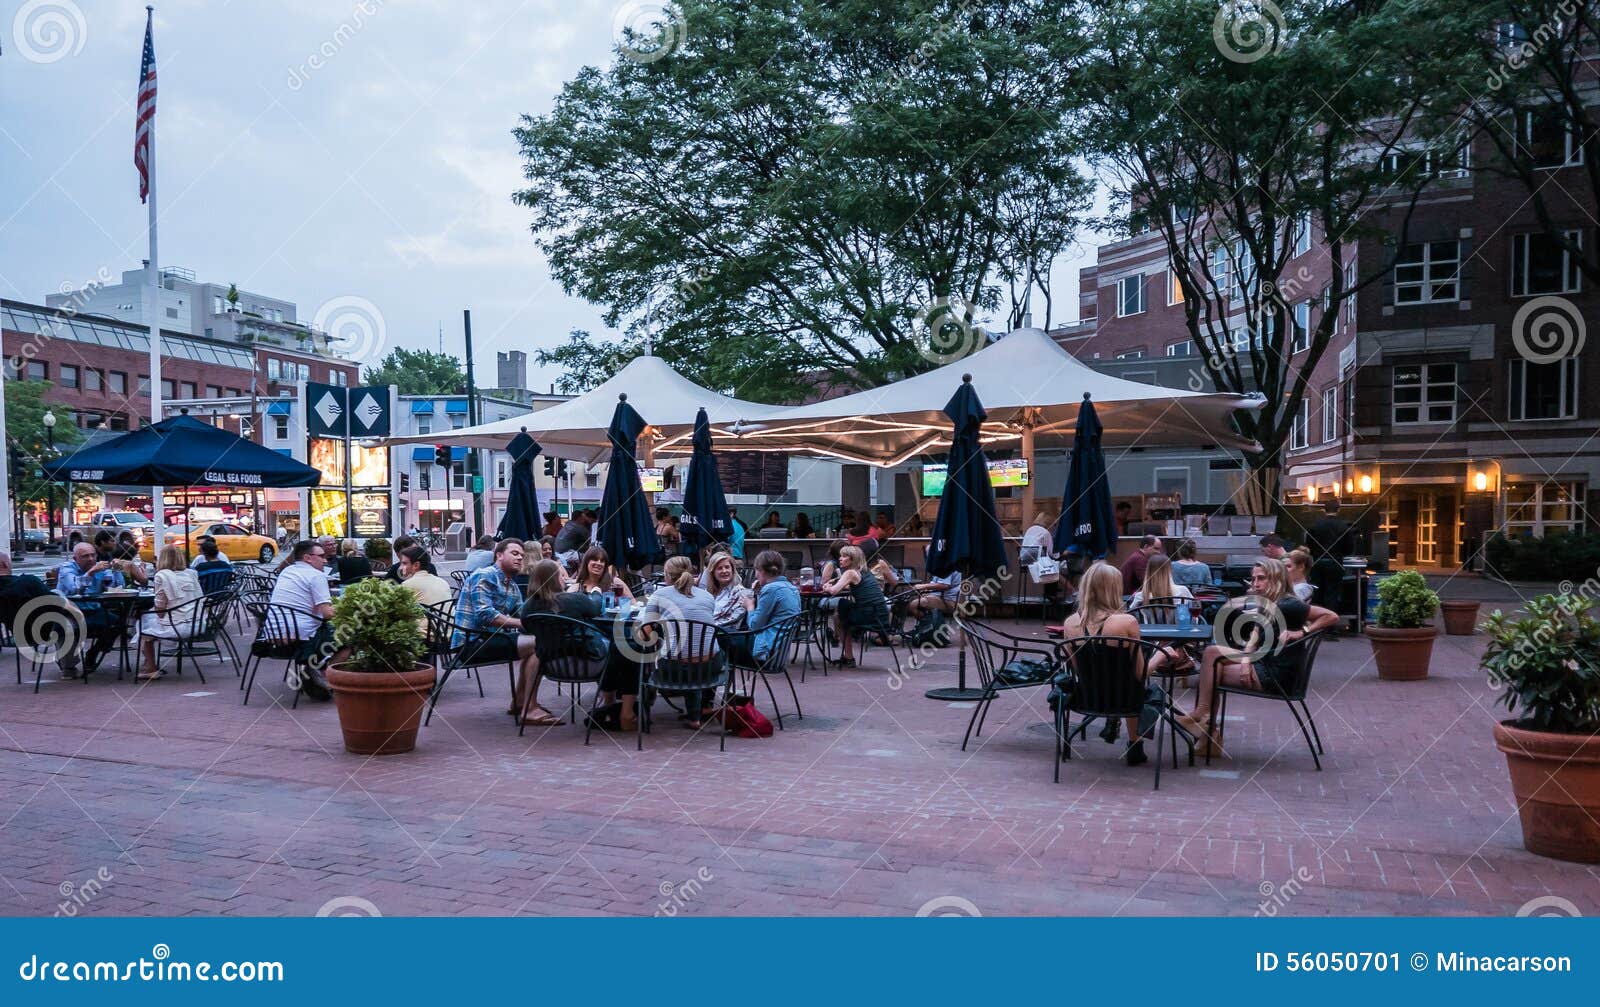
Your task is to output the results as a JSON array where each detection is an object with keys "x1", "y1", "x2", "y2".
[
  {"x1": 925, "y1": 377, "x2": 1008, "y2": 579},
  {"x1": 597, "y1": 396, "x2": 664, "y2": 570},
  {"x1": 43, "y1": 415, "x2": 320, "y2": 488},
  {"x1": 495, "y1": 430, "x2": 542, "y2": 542},
  {"x1": 1052, "y1": 394, "x2": 1119, "y2": 559},
  {"x1": 679, "y1": 408, "x2": 731, "y2": 550}
]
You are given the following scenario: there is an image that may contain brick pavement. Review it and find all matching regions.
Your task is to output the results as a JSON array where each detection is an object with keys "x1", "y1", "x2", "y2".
[{"x1": 1, "y1": 614, "x2": 1596, "y2": 918}]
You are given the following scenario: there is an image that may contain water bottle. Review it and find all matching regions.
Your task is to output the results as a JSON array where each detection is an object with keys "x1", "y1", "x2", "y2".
[{"x1": 1176, "y1": 602, "x2": 1192, "y2": 629}]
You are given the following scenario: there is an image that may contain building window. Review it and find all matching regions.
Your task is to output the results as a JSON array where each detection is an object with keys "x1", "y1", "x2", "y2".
[
  {"x1": 59, "y1": 364, "x2": 79, "y2": 389},
  {"x1": 1115, "y1": 349, "x2": 1146, "y2": 360},
  {"x1": 1392, "y1": 362, "x2": 1457, "y2": 424},
  {"x1": 160, "y1": 379, "x2": 175, "y2": 400},
  {"x1": 1290, "y1": 399, "x2": 1309, "y2": 449},
  {"x1": 1394, "y1": 240, "x2": 1460, "y2": 304},
  {"x1": 451, "y1": 461, "x2": 467, "y2": 491},
  {"x1": 417, "y1": 415, "x2": 432, "y2": 435},
  {"x1": 206, "y1": 385, "x2": 223, "y2": 398},
  {"x1": 1168, "y1": 271, "x2": 1185, "y2": 305},
  {"x1": 109, "y1": 371, "x2": 128, "y2": 395},
  {"x1": 1436, "y1": 141, "x2": 1471, "y2": 179},
  {"x1": 1511, "y1": 230, "x2": 1581, "y2": 296},
  {"x1": 1509, "y1": 358, "x2": 1579, "y2": 420},
  {"x1": 298, "y1": 363, "x2": 311, "y2": 381},
  {"x1": 1292, "y1": 212, "x2": 1312, "y2": 257},
  {"x1": 1166, "y1": 339, "x2": 1196, "y2": 358},
  {"x1": 1322, "y1": 386, "x2": 1338, "y2": 443},
  {"x1": 165, "y1": 307, "x2": 179, "y2": 319},
  {"x1": 1522, "y1": 108, "x2": 1582, "y2": 168},
  {"x1": 1292, "y1": 301, "x2": 1311, "y2": 352},
  {"x1": 1344, "y1": 380, "x2": 1356, "y2": 435},
  {"x1": 107, "y1": 414, "x2": 128, "y2": 431},
  {"x1": 25, "y1": 361, "x2": 47, "y2": 381},
  {"x1": 273, "y1": 414, "x2": 289, "y2": 440},
  {"x1": 84, "y1": 368, "x2": 102, "y2": 392},
  {"x1": 1343, "y1": 263, "x2": 1357, "y2": 324},
  {"x1": 1209, "y1": 243, "x2": 1234, "y2": 301},
  {"x1": 495, "y1": 458, "x2": 508, "y2": 490},
  {"x1": 1506, "y1": 480, "x2": 1586, "y2": 537},
  {"x1": 449, "y1": 415, "x2": 464, "y2": 430},
  {"x1": 1153, "y1": 467, "x2": 1190, "y2": 499},
  {"x1": 1117, "y1": 274, "x2": 1147, "y2": 317},
  {"x1": 137, "y1": 374, "x2": 151, "y2": 395},
  {"x1": 267, "y1": 358, "x2": 281, "y2": 380},
  {"x1": 180, "y1": 381, "x2": 197, "y2": 399}
]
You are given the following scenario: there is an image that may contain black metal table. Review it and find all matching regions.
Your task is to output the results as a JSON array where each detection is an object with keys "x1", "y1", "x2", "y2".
[{"x1": 67, "y1": 590, "x2": 154, "y2": 681}]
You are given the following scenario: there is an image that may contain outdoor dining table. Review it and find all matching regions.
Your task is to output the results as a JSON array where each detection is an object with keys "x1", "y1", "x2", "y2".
[{"x1": 66, "y1": 590, "x2": 155, "y2": 680}]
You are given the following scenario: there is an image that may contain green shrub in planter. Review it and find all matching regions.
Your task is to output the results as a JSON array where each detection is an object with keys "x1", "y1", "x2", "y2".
[
  {"x1": 332, "y1": 577, "x2": 426, "y2": 673},
  {"x1": 1481, "y1": 594, "x2": 1600, "y2": 733},
  {"x1": 1374, "y1": 569, "x2": 1439, "y2": 629},
  {"x1": 1485, "y1": 531, "x2": 1600, "y2": 582},
  {"x1": 363, "y1": 537, "x2": 394, "y2": 565}
]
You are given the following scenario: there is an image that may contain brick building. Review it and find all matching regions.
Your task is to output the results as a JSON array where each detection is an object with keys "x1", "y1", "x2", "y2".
[{"x1": 1072, "y1": 129, "x2": 1596, "y2": 570}]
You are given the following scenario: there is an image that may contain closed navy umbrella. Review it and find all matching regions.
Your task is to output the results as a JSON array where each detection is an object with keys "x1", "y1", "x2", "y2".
[
  {"x1": 43, "y1": 414, "x2": 320, "y2": 488},
  {"x1": 926, "y1": 376, "x2": 1008, "y2": 579},
  {"x1": 1053, "y1": 394, "x2": 1118, "y2": 559},
  {"x1": 679, "y1": 408, "x2": 731, "y2": 551},
  {"x1": 495, "y1": 429, "x2": 542, "y2": 542},
  {"x1": 597, "y1": 395, "x2": 664, "y2": 571}
]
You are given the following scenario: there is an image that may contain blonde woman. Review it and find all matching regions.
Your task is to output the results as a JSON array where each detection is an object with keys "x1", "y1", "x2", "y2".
[
  {"x1": 701, "y1": 551, "x2": 752, "y2": 627},
  {"x1": 1178, "y1": 557, "x2": 1338, "y2": 755},
  {"x1": 1059, "y1": 562, "x2": 1151, "y2": 765},
  {"x1": 1286, "y1": 548, "x2": 1315, "y2": 602},
  {"x1": 136, "y1": 545, "x2": 204, "y2": 681},
  {"x1": 638, "y1": 556, "x2": 718, "y2": 729},
  {"x1": 1129, "y1": 553, "x2": 1196, "y2": 677},
  {"x1": 822, "y1": 544, "x2": 886, "y2": 667}
]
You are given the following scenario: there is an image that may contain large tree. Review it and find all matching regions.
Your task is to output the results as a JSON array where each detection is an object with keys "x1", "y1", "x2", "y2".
[
  {"x1": 4, "y1": 379, "x2": 83, "y2": 512},
  {"x1": 364, "y1": 347, "x2": 466, "y2": 395},
  {"x1": 1078, "y1": 0, "x2": 1476, "y2": 512},
  {"x1": 515, "y1": 0, "x2": 1091, "y2": 399}
]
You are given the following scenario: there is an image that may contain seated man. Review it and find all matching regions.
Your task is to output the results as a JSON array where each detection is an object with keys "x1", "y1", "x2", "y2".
[
  {"x1": 906, "y1": 569, "x2": 963, "y2": 620},
  {"x1": 190, "y1": 535, "x2": 232, "y2": 569},
  {"x1": 53, "y1": 542, "x2": 129, "y2": 677},
  {"x1": 453, "y1": 539, "x2": 538, "y2": 712},
  {"x1": 267, "y1": 540, "x2": 337, "y2": 699},
  {"x1": 0, "y1": 551, "x2": 50, "y2": 631}
]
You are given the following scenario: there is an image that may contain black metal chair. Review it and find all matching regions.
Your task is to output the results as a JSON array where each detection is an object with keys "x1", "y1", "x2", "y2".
[
  {"x1": 2, "y1": 610, "x2": 75, "y2": 694},
  {"x1": 794, "y1": 593, "x2": 833, "y2": 680},
  {"x1": 519, "y1": 613, "x2": 612, "y2": 741},
  {"x1": 638, "y1": 619, "x2": 726, "y2": 751},
  {"x1": 241, "y1": 603, "x2": 325, "y2": 708},
  {"x1": 1053, "y1": 635, "x2": 1169, "y2": 789},
  {"x1": 841, "y1": 594, "x2": 903, "y2": 675},
  {"x1": 152, "y1": 593, "x2": 241, "y2": 683},
  {"x1": 449, "y1": 570, "x2": 468, "y2": 591},
  {"x1": 1205, "y1": 630, "x2": 1327, "y2": 770},
  {"x1": 423, "y1": 620, "x2": 519, "y2": 726},
  {"x1": 717, "y1": 615, "x2": 804, "y2": 728},
  {"x1": 955, "y1": 615, "x2": 1062, "y2": 751}
]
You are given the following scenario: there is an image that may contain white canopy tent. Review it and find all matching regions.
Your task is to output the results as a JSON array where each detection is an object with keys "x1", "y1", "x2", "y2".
[
  {"x1": 385, "y1": 354, "x2": 786, "y2": 464},
  {"x1": 709, "y1": 327, "x2": 1262, "y2": 466}
]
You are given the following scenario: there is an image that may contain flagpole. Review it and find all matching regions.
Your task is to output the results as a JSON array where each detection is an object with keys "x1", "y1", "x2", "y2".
[{"x1": 144, "y1": 5, "x2": 165, "y2": 553}]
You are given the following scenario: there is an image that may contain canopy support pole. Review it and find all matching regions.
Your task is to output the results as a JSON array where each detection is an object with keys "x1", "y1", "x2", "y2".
[{"x1": 1020, "y1": 414, "x2": 1037, "y2": 534}]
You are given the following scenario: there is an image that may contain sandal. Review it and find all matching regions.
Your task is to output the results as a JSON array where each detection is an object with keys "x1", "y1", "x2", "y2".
[{"x1": 519, "y1": 708, "x2": 563, "y2": 727}]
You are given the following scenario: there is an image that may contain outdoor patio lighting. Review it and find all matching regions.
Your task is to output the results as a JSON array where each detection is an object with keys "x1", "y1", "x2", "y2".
[
  {"x1": 1358, "y1": 474, "x2": 1373, "y2": 494},
  {"x1": 1467, "y1": 461, "x2": 1499, "y2": 494}
]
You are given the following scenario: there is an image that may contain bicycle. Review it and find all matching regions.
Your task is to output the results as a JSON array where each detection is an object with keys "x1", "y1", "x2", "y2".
[{"x1": 416, "y1": 530, "x2": 446, "y2": 556}]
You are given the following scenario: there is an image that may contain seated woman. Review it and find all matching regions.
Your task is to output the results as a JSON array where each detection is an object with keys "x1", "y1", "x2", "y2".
[
  {"x1": 1286, "y1": 548, "x2": 1316, "y2": 602},
  {"x1": 637, "y1": 556, "x2": 718, "y2": 729},
  {"x1": 821, "y1": 545, "x2": 886, "y2": 667},
  {"x1": 569, "y1": 545, "x2": 633, "y2": 602},
  {"x1": 791, "y1": 513, "x2": 816, "y2": 539},
  {"x1": 517, "y1": 559, "x2": 620, "y2": 728},
  {"x1": 654, "y1": 507, "x2": 683, "y2": 554},
  {"x1": 868, "y1": 556, "x2": 901, "y2": 593},
  {"x1": 1169, "y1": 538, "x2": 1213, "y2": 590},
  {"x1": 1129, "y1": 553, "x2": 1195, "y2": 677},
  {"x1": 1178, "y1": 557, "x2": 1338, "y2": 755},
  {"x1": 700, "y1": 551, "x2": 752, "y2": 628},
  {"x1": 136, "y1": 545, "x2": 205, "y2": 682},
  {"x1": 1059, "y1": 561, "x2": 1151, "y2": 766},
  {"x1": 336, "y1": 539, "x2": 373, "y2": 584}
]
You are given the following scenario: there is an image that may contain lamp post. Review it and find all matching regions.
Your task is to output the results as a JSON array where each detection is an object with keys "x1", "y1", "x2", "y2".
[{"x1": 42, "y1": 410, "x2": 57, "y2": 548}]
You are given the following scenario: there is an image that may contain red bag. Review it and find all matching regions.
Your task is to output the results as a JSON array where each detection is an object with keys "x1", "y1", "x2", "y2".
[{"x1": 720, "y1": 697, "x2": 774, "y2": 738}]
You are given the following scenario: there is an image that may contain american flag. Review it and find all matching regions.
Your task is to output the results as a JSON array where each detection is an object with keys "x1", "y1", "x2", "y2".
[{"x1": 134, "y1": 9, "x2": 157, "y2": 203}]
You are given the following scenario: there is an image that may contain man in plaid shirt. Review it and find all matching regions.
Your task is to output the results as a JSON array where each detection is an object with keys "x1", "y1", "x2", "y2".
[{"x1": 452, "y1": 541, "x2": 545, "y2": 723}]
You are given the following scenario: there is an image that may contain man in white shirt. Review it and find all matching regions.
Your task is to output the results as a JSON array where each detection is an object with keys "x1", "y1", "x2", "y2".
[
  {"x1": 268, "y1": 540, "x2": 336, "y2": 699},
  {"x1": 462, "y1": 534, "x2": 498, "y2": 573}
]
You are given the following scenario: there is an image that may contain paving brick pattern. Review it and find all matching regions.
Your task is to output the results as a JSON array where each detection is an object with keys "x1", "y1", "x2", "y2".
[{"x1": 2, "y1": 618, "x2": 1596, "y2": 917}]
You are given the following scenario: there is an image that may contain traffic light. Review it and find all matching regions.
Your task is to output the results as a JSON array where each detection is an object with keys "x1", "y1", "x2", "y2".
[
  {"x1": 543, "y1": 457, "x2": 555, "y2": 477},
  {"x1": 434, "y1": 444, "x2": 451, "y2": 469},
  {"x1": 419, "y1": 469, "x2": 431, "y2": 491},
  {"x1": 400, "y1": 473, "x2": 410, "y2": 493}
]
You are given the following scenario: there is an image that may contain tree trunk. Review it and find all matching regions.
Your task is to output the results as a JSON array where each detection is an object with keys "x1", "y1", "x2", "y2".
[{"x1": 1237, "y1": 458, "x2": 1281, "y2": 517}]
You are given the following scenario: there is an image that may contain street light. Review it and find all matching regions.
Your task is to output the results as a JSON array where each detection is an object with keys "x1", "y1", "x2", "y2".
[{"x1": 41, "y1": 410, "x2": 56, "y2": 548}]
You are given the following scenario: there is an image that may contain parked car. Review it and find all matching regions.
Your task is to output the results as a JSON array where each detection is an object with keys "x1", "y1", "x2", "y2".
[
  {"x1": 139, "y1": 522, "x2": 277, "y2": 564},
  {"x1": 21, "y1": 528, "x2": 47, "y2": 552},
  {"x1": 65, "y1": 511, "x2": 154, "y2": 548}
]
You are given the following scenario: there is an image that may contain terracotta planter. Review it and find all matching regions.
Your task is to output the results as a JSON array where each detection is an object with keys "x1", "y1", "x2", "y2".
[
  {"x1": 1493, "y1": 720, "x2": 1600, "y2": 863},
  {"x1": 1439, "y1": 600, "x2": 1481, "y2": 636},
  {"x1": 326, "y1": 662, "x2": 437, "y2": 755},
  {"x1": 1366, "y1": 625, "x2": 1437, "y2": 680}
]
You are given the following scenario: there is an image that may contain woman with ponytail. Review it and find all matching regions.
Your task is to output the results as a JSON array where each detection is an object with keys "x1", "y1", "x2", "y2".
[{"x1": 639, "y1": 556, "x2": 719, "y2": 729}]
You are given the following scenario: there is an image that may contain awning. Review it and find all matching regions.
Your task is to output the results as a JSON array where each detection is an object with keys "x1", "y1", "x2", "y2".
[
  {"x1": 268, "y1": 499, "x2": 301, "y2": 513},
  {"x1": 264, "y1": 401, "x2": 293, "y2": 416},
  {"x1": 409, "y1": 400, "x2": 436, "y2": 414},
  {"x1": 444, "y1": 399, "x2": 469, "y2": 415},
  {"x1": 410, "y1": 446, "x2": 435, "y2": 463},
  {"x1": 450, "y1": 446, "x2": 468, "y2": 462}
]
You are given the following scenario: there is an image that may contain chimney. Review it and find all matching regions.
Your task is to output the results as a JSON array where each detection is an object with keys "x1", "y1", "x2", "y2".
[
  {"x1": 1021, "y1": 312, "x2": 1033, "y2": 329},
  {"x1": 497, "y1": 349, "x2": 528, "y2": 390}
]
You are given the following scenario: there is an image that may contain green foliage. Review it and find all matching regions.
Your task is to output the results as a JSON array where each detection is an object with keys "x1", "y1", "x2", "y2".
[
  {"x1": 225, "y1": 283, "x2": 240, "y2": 307},
  {"x1": 1485, "y1": 532, "x2": 1600, "y2": 584},
  {"x1": 363, "y1": 537, "x2": 393, "y2": 563},
  {"x1": 364, "y1": 348, "x2": 466, "y2": 396},
  {"x1": 515, "y1": 0, "x2": 1091, "y2": 400},
  {"x1": 332, "y1": 577, "x2": 426, "y2": 674},
  {"x1": 1481, "y1": 594, "x2": 1600, "y2": 734},
  {"x1": 1375, "y1": 570, "x2": 1440, "y2": 629},
  {"x1": 4, "y1": 379, "x2": 83, "y2": 505}
]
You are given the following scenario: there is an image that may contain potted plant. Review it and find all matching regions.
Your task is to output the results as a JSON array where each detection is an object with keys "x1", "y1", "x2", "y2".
[
  {"x1": 1367, "y1": 570, "x2": 1439, "y2": 680},
  {"x1": 1483, "y1": 594, "x2": 1600, "y2": 863},
  {"x1": 363, "y1": 536, "x2": 394, "y2": 571},
  {"x1": 1439, "y1": 597, "x2": 1481, "y2": 635},
  {"x1": 326, "y1": 578, "x2": 434, "y2": 755}
]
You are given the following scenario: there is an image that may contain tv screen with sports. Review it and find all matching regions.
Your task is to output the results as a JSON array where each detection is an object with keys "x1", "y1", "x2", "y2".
[
  {"x1": 921, "y1": 459, "x2": 1029, "y2": 496},
  {"x1": 638, "y1": 467, "x2": 665, "y2": 493}
]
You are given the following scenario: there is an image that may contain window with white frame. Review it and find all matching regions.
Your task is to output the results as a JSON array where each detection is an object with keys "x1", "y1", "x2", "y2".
[
  {"x1": 1392, "y1": 362, "x2": 1457, "y2": 424},
  {"x1": 1436, "y1": 141, "x2": 1471, "y2": 178},
  {"x1": 1292, "y1": 301, "x2": 1311, "y2": 352},
  {"x1": 417, "y1": 415, "x2": 432, "y2": 435},
  {"x1": 1522, "y1": 108, "x2": 1583, "y2": 168},
  {"x1": 1322, "y1": 386, "x2": 1338, "y2": 443},
  {"x1": 1117, "y1": 274, "x2": 1147, "y2": 317},
  {"x1": 495, "y1": 458, "x2": 508, "y2": 490},
  {"x1": 272, "y1": 414, "x2": 289, "y2": 440},
  {"x1": 1511, "y1": 230, "x2": 1581, "y2": 296},
  {"x1": 1166, "y1": 339, "x2": 1196, "y2": 358},
  {"x1": 1393, "y1": 240, "x2": 1460, "y2": 304},
  {"x1": 1344, "y1": 263, "x2": 1357, "y2": 323},
  {"x1": 1292, "y1": 212, "x2": 1312, "y2": 257},
  {"x1": 1344, "y1": 379, "x2": 1356, "y2": 435},
  {"x1": 1115, "y1": 348, "x2": 1146, "y2": 360},
  {"x1": 1209, "y1": 243, "x2": 1234, "y2": 301},
  {"x1": 1505, "y1": 480, "x2": 1586, "y2": 537},
  {"x1": 1168, "y1": 271, "x2": 1185, "y2": 305},
  {"x1": 1509, "y1": 357, "x2": 1579, "y2": 420},
  {"x1": 212, "y1": 295, "x2": 224, "y2": 314},
  {"x1": 1290, "y1": 399, "x2": 1309, "y2": 449}
]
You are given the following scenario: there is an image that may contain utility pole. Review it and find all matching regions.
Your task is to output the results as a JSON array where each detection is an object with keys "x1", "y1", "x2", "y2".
[{"x1": 463, "y1": 309, "x2": 484, "y2": 536}]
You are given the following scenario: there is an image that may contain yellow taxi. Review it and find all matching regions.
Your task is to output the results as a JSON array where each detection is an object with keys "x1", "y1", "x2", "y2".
[{"x1": 141, "y1": 522, "x2": 278, "y2": 564}]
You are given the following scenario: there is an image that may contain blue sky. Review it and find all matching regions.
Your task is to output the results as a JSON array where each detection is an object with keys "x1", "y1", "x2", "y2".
[{"x1": 2, "y1": 1, "x2": 1097, "y2": 393}]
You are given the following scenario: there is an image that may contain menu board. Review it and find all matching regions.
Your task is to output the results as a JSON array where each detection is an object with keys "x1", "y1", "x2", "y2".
[
  {"x1": 351, "y1": 492, "x2": 391, "y2": 537},
  {"x1": 718, "y1": 451, "x2": 789, "y2": 497}
]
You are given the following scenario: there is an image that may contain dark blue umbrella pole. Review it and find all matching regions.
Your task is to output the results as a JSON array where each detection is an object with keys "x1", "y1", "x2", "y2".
[
  {"x1": 597, "y1": 395, "x2": 664, "y2": 572},
  {"x1": 679, "y1": 407, "x2": 731, "y2": 554},
  {"x1": 495, "y1": 429, "x2": 542, "y2": 542},
  {"x1": 1052, "y1": 394, "x2": 1119, "y2": 561},
  {"x1": 924, "y1": 375, "x2": 1009, "y2": 702}
]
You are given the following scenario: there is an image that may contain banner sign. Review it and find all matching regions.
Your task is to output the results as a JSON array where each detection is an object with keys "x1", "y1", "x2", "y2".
[{"x1": 305, "y1": 383, "x2": 392, "y2": 439}]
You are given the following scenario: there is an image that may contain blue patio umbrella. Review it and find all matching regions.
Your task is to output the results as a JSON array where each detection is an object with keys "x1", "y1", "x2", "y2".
[
  {"x1": 43, "y1": 414, "x2": 320, "y2": 488},
  {"x1": 1052, "y1": 394, "x2": 1118, "y2": 559},
  {"x1": 679, "y1": 408, "x2": 731, "y2": 552},
  {"x1": 926, "y1": 376, "x2": 1008, "y2": 579},
  {"x1": 597, "y1": 395, "x2": 664, "y2": 571},
  {"x1": 495, "y1": 429, "x2": 542, "y2": 542}
]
